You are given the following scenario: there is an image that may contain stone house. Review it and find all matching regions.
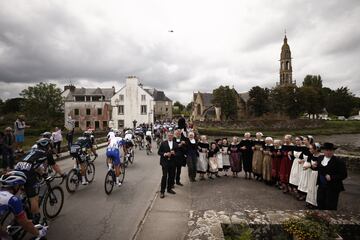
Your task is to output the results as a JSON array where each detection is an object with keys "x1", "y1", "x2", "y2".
[
  {"x1": 191, "y1": 91, "x2": 249, "y2": 121},
  {"x1": 62, "y1": 85, "x2": 115, "y2": 130},
  {"x1": 110, "y1": 76, "x2": 173, "y2": 130}
]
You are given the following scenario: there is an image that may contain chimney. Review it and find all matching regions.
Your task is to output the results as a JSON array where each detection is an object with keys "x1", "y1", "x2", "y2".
[{"x1": 64, "y1": 85, "x2": 75, "y2": 92}]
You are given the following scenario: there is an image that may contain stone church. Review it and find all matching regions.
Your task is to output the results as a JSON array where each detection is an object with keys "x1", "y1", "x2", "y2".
[{"x1": 191, "y1": 34, "x2": 293, "y2": 121}]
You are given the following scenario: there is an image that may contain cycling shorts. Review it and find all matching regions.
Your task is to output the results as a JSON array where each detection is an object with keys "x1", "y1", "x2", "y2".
[{"x1": 106, "y1": 148, "x2": 121, "y2": 166}]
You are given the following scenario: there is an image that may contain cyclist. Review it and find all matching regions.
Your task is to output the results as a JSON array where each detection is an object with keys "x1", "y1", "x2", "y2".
[
  {"x1": 106, "y1": 131, "x2": 124, "y2": 186},
  {"x1": 83, "y1": 130, "x2": 98, "y2": 159},
  {"x1": 38, "y1": 132, "x2": 66, "y2": 177},
  {"x1": 145, "y1": 129, "x2": 152, "y2": 153},
  {"x1": 14, "y1": 138, "x2": 55, "y2": 224},
  {"x1": 0, "y1": 171, "x2": 47, "y2": 239}
]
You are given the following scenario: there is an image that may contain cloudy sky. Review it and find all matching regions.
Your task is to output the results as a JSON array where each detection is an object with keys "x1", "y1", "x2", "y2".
[{"x1": 0, "y1": 0, "x2": 359, "y2": 103}]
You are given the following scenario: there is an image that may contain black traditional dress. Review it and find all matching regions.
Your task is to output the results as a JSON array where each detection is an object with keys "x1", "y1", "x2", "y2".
[
  {"x1": 240, "y1": 139, "x2": 253, "y2": 173},
  {"x1": 229, "y1": 143, "x2": 242, "y2": 173}
]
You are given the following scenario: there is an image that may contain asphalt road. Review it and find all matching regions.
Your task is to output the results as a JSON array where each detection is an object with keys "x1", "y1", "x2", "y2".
[{"x1": 45, "y1": 146, "x2": 161, "y2": 240}]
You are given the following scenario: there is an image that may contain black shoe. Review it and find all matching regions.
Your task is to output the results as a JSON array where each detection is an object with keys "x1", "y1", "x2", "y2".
[
  {"x1": 176, "y1": 182, "x2": 184, "y2": 186},
  {"x1": 167, "y1": 189, "x2": 176, "y2": 194},
  {"x1": 171, "y1": 185, "x2": 175, "y2": 189},
  {"x1": 160, "y1": 193, "x2": 165, "y2": 198}
]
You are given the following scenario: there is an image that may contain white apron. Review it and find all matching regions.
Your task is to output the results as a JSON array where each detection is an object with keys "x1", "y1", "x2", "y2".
[
  {"x1": 298, "y1": 155, "x2": 311, "y2": 192},
  {"x1": 197, "y1": 152, "x2": 208, "y2": 172},
  {"x1": 306, "y1": 169, "x2": 318, "y2": 206},
  {"x1": 289, "y1": 151, "x2": 303, "y2": 186},
  {"x1": 222, "y1": 147, "x2": 230, "y2": 167},
  {"x1": 209, "y1": 157, "x2": 218, "y2": 173},
  {"x1": 216, "y1": 152, "x2": 223, "y2": 170}
]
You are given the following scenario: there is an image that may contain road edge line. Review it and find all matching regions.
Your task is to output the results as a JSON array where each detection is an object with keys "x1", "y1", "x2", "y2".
[{"x1": 132, "y1": 184, "x2": 160, "y2": 240}]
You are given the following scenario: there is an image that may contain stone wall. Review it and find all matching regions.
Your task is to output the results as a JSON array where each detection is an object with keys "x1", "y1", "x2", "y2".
[
  {"x1": 339, "y1": 154, "x2": 360, "y2": 172},
  {"x1": 187, "y1": 210, "x2": 360, "y2": 240}
]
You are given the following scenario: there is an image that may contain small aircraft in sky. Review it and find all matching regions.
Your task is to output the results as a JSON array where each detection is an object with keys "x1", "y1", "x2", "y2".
[{"x1": 168, "y1": 30, "x2": 174, "y2": 33}]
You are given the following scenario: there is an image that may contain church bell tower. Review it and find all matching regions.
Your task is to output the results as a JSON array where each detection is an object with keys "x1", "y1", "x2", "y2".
[{"x1": 279, "y1": 34, "x2": 294, "y2": 86}]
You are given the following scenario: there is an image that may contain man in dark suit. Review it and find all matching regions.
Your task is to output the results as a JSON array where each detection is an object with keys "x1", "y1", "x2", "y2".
[
  {"x1": 171, "y1": 128, "x2": 187, "y2": 188},
  {"x1": 158, "y1": 131, "x2": 178, "y2": 198},
  {"x1": 313, "y1": 142, "x2": 347, "y2": 210}
]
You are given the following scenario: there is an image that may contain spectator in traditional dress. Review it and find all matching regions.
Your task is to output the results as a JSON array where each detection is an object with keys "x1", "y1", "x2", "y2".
[
  {"x1": 306, "y1": 142, "x2": 321, "y2": 208},
  {"x1": 197, "y1": 135, "x2": 209, "y2": 180},
  {"x1": 279, "y1": 135, "x2": 294, "y2": 193},
  {"x1": 208, "y1": 142, "x2": 219, "y2": 179},
  {"x1": 216, "y1": 139, "x2": 223, "y2": 175},
  {"x1": 229, "y1": 136, "x2": 242, "y2": 178},
  {"x1": 289, "y1": 136, "x2": 307, "y2": 198},
  {"x1": 297, "y1": 136, "x2": 314, "y2": 201},
  {"x1": 240, "y1": 132, "x2": 253, "y2": 180},
  {"x1": 221, "y1": 138, "x2": 230, "y2": 176},
  {"x1": 271, "y1": 139, "x2": 282, "y2": 187},
  {"x1": 262, "y1": 137, "x2": 274, "y2": 184},
  {"x1": 186, "y1": 132, "x2": 198, "y2": 182},
  {"x1": 252, "y1": 132, "x2": 264, "y2": 181}
]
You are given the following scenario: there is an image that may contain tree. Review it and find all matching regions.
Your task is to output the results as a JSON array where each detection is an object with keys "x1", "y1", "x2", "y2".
[
  {"x1": 248, "y1": 86, "x2": 270, "y2": 117},
  {"x1": 326, "y1": 87, "x2": 354, "y2": 118},
  {"x1": 185, "y1": 102, "x2": 193, "y2": 112},
  {"x1": 212, "y1": 86, "x2": 238, "y2": 120},
  {"x1": 303, "y1": 75, "x2": 322, "y2": 88},
  {"x1": 1, "y1": 98, "x2": 25, "y2": 114},
  {"x1": 298, "y1": 86, "x2": 324, "y2": 118},
  {"x1": 270, "y1": 86, "x2": 302, "y2": 119},
  {"x1": 20, "y1": 82, "x2": 64, "y2": 123},
  {"x1": 173, "y1": 101, "x2": 185, "y2": 113}
]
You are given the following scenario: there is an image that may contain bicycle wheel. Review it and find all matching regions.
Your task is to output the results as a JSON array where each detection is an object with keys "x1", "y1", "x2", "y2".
[
  {"x1": 86, "y1": 162, "x2": 95, "y2": 183},
  {"x1": 0, "y1": 211, "x2": 26, "y2": 240},
  {"x1": 104, "y1": 170, "x2": 115, "y2": 195},
  {"x1": 66, "y1": 169, "x2": 79, "y2": 193},
  {"x1": 119, "y1": 164, "x2": 126, "y2": 183},
  {"x1": 43, "y1": 186, "x2": 64, "y2": 219}
]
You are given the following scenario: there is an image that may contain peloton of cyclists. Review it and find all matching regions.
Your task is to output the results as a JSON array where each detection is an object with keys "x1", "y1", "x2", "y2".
[{"x1": 0, "y1": 171, "x2": 48, "y2": 238}]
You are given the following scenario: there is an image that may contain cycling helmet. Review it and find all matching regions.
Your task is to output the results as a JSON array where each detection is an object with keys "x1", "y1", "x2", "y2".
[
  {"x1": 0, "y1": 171, "x2": 27, "y2": 187},
  {"x1": 41, "y1": 131, "x2": 52, "y2": 139},
  {"x1": 36, "y1": 138, "x2": 51, "y2": 150}
]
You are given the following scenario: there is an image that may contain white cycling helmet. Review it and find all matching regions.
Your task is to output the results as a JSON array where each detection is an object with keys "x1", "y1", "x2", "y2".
[{"x1": 0, "y1": 171, "x2": 27, "y2": 187}]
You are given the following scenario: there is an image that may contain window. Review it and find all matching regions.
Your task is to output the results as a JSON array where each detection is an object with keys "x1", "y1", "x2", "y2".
[
  {"x1": 92, "y1": 96, "x2": 102, "y2": 101},
  {"x1": 86, "y1": 121, "x2": 91, "y2": 128},
  {"x1": 74, "y1": 109, "x2": 79, "y2": 116},
  {"x1": 119, "y1": 95, "x2": 124, "y2": 101},
  {"x1": 141, "y1": 105, "x2": 147, "y2": 115},
  {"x1": 118, "y1": 120, "x2": 124, "y2": 129},
  {"x1": 118, "y1": 105, "x2": 124, "y2": 115},
  {"x1": 97, "y1": 108, "x2": 102, "y2": 115},
  {"x1": 103, "y1": 121, "x2": 108, "y2": 128},
  {"x1": 141, "y1": 95, "x2": 146, "y2": 101},
  {"x1": 85, "y1": 96, "x2": 91, "y2": 101},
  {"x1": 75, "y1": 121, "x2": 79, "y2": 127},
  {"x1": 165, "y1": 101, "x2": 169, "y2": 106},
  {"x1": 75, "y1": 96, "x2": 85, "y2": 101},
  {"x1": 95, "y1": 121, "x2": 100, "y2": 129},
  {"x1": 166, "y1": 108, "x2": 168, "y2": 112},
  {"x1": 86, "y1": 109, "x2": 91, "y2": 115}
]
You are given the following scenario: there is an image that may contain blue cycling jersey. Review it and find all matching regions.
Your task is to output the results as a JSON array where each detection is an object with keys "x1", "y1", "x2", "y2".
[{"x1": 0, "y1": 191, "x2": 23, "y2": 217}]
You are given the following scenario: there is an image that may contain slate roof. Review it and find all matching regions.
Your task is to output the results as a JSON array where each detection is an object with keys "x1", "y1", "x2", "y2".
[
  {"x1": 65, "y1": 87, "x2": 115, "y2": 101},
  {"x1": 145, "y1": 88, "x2": 172, "y2": 102}
]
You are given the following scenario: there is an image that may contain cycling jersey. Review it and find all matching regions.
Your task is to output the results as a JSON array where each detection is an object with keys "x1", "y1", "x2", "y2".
[
  {"x1": 107, "y1": 132, "x2": 115, "y2": 140},
  {"x1": 124, "y1": 134, "x2": 133, "y2": 140},
  {"x1": 15, "y1": 149, "x2": 52, "y2": 198},
  {"x1": 106, "y1": 137, "x2": 124, "y2": 166},
  {"x1": 0, "y1": 191, "x2": 24, "y2": 218}
]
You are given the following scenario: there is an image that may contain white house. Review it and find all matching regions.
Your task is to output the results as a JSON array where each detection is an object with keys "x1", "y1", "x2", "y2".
[{"x1": 111, "y1": 76, "x2": 155, "y2": 129}]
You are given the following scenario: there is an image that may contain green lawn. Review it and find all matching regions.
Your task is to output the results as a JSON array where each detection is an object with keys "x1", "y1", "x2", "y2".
[{"x1": 197, "y1": 120, "x2": 360, "y2": 137}]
